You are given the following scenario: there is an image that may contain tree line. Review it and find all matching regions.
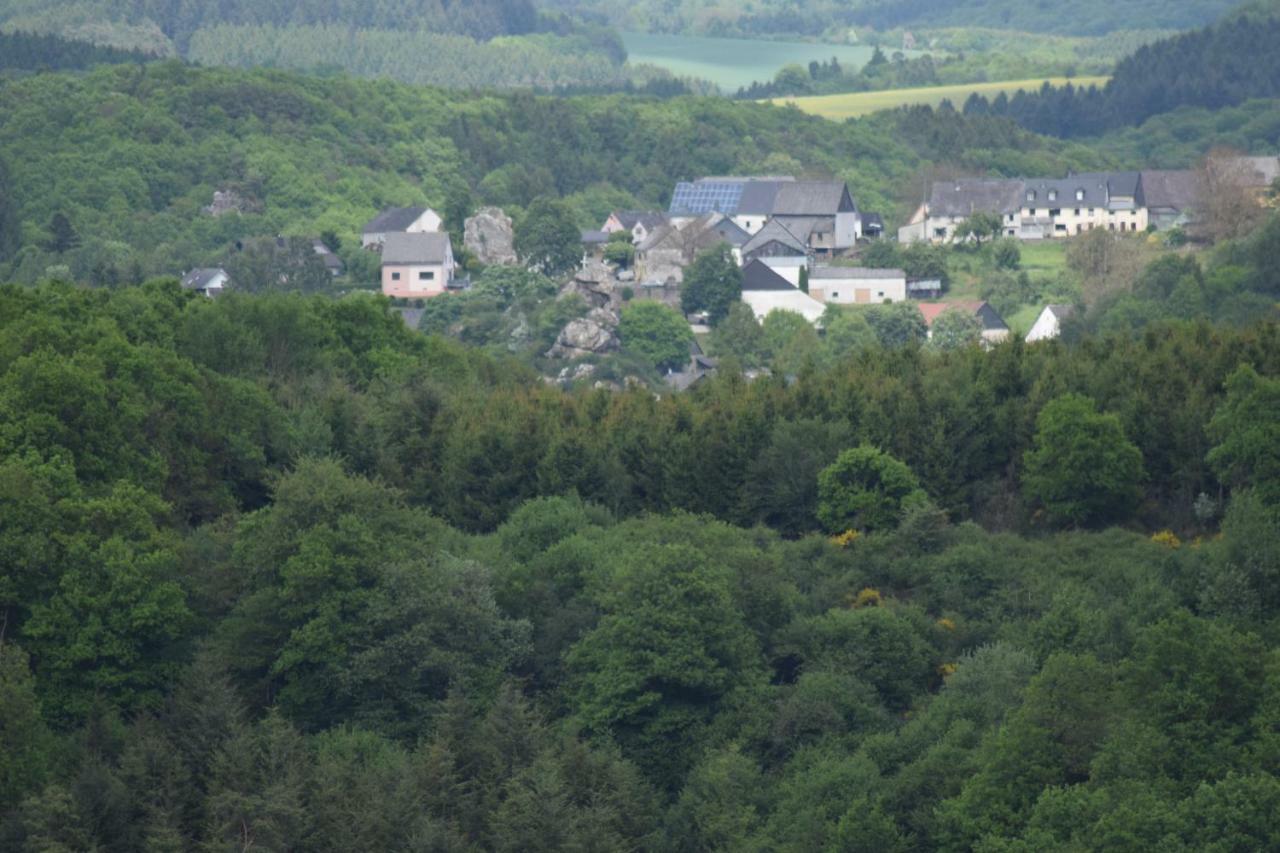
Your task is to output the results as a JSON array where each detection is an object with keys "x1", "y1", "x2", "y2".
[
  {"x1": 0, "y1": 29, "x2": 158, "y2": 71},
  {"x1": 1, "y1": 275, "x2": 1279, "y2": 848},
  {"x1": 961, "y1": 12, "x2": 1280, "y2": 137}
]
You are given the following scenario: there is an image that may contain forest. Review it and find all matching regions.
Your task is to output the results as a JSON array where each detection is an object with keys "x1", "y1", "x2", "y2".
[
  {"x1": 540, "y1": 0, "x2": 1238, "y2": 39},
  {"x1": 1, "y1": 203, "x2": 1279, "y2": 845},
  {"x1": 962, "y1": 10, "x2": 1280, "y2": 138}
]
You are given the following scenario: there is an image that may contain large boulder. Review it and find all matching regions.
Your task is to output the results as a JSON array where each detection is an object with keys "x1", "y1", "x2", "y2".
[
  {"x1": 464, "y1": 207, "x2": 518, "y2": 265},
  {"x1": 546, "y1": 310, "x2": 619, "y2": 359}
]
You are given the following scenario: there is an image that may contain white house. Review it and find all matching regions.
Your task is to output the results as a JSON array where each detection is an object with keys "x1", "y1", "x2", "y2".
[
  {"x1": 808, "y1": 267, "x2": 907, "y2": 304},
  {"x1": 381, "y1": 232, "x2": 456, "y2": 299},
  {"x1": 602, "y1": 210, "x2": 669, "y2": 245},
  {"x1": 1025, "y1": 304, "x2": 1075, "y2": 342},
  {"x1": 740, "y1": 259, "x2": 826, "y2": 323},
  {"x1": 362, "y1": 206, "x2": 443, "y2": 248},
  {"x1": 180, "y1": 267, "x2": 229, "y2": 297}
]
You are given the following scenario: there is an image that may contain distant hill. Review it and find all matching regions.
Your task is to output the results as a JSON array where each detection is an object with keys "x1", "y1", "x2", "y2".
[
  {"x1": 540, "y1": 0, "x2": 1239, "y2": 38},
  {"x1": 0, "y1": 0, "x2": 541, "y2": 50}
]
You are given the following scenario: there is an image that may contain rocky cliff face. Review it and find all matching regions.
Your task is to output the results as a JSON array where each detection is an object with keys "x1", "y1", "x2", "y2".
[{"x1": 464, "y1": 207, "x2": 518, "y2": 265}]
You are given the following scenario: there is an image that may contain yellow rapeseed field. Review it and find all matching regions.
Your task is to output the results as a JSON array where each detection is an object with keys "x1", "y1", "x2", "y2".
[{"x1": 771, "y1": 76, "x2": 1111, "y2": 120}]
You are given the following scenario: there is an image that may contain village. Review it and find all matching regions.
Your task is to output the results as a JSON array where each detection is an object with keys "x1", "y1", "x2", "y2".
[{"x1": 179, "y1": 154, "x2": 1280, "y2": 381}]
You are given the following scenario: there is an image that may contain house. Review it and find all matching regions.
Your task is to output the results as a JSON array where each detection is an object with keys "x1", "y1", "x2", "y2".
[
  {"x1": 1019, "y1": 172, "x2": 1147, "y2": 238},
  {"x1": 740, "y1": 259, "x2": 826, "y2": 323},
  {"x1": 664, "y1": 341, "x2": 718, "y2": 391},
  {"x1": 602, "y1": 210, "x2": 669, "y2": 244},
  {"x1": 380, "y1": 232, "x2": 456, "y2": 299},
  {"x1": 637, "y1": 213, "x2": 746, "y2": 283},
  {"x1": 808, "y1": 267, "x2": 907, "y2": 304},
  {"x1": 312, "y1": 240, "x2": 345, "y2": 277},
  {"x1": 181, "y1": 267, "x2": 230, "y2": 297},
  {"x1": 1141, "y1": 170, "x2": 1200, "y2": 231},
  {"x1": 905, "y1": 172, "x2": 1156, "y2": 244},
  {"x1": 918, "y1": 301, "x2": 1009, "y2": 344},
  {"x1": 741, "y1": 219, "x2": 809, "y2": 265},
  {"x1": 667, "y1": 176, "x2": 861, "y2": 250},
  {"x1": 1025, "y1": 304, "x2": 1075, "y2": 343},
  {"x1": 861, "y1": 213, "x2": 885, "y2": 238},
  {"x1": 361, "y1": 206, "x2": 443, "y2": 248},
  {"x1": 902, "y1": 179, "x2": 1025, "y2": 244}
]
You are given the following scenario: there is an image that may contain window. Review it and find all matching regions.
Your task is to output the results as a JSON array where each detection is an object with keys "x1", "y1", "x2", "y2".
[
  {"x1": 832, "y1": 291, "x2": 840, "y2": 299},
  {"x1": 391, "y1": 271, "x2": 401, "y2": 281},
  {"x1": 1076, "y1": 189, "x2": 1085, "y2": 201},
  {"x1": 1048, "y1": 190, "x2": 1058, "y2": 202},
  {"x1": 1075, "y1": 208, "x2": 1081, "y2": 216},
  {"x1": 418, "y1": 270, "x2": 435, "y2": 281},
  {"x1": 1089, "y1": 208, "x2": 1095, "y2": 215},
  {"x1": 1027, "y1": 190, "x2": 1036, "y2": 202},
  {"x1": 876, "y1": 291, "x2": 884, "y2": 298}
]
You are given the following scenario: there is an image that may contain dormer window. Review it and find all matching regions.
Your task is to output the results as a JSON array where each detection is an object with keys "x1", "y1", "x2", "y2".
[
  {"x1": 1026, "y1": 190, "x2": 1036, "y2": 203},
  {"x1": 1048, "y1": 190, "x2": 1058, "y2": 202},
  {"x1": 1076, "y1": 188, "x2": 1085, "y2": 201}
]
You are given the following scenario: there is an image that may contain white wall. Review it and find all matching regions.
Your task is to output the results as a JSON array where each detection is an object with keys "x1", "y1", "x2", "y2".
[
  {"x1": 742, "y1": 290, "x2": 826, "y2": 323},
  {"x1": 812, "y1": 274, "x2": 906, "y2": 304},
  {"x1": 761, "y1": 257, "x2": 807, "y2": 286},
  {"x1": 1025, "y1": 308, "x2": 1062, "y2": 342}
]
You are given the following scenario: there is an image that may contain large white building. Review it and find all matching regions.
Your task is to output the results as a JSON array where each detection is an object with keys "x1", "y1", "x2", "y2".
[
  {"x1": 900, "y1": 171, "x2": 1194, "y2": 244},
  {"x1": 807, "y1": 267, "x2": 907, "y2": 305}
]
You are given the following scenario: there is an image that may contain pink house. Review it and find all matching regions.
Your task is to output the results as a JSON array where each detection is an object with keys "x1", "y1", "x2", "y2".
[{"x1": 381, "y1": 232, "x2": 456, "y2": 299}]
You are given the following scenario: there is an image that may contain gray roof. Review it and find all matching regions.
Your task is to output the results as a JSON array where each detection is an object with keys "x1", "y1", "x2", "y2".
[
  {"x1": 1023, "y1": 173, "x2": 1143, "y2": 211},
  {"x1": 181, "y1": 268, "x2": 227, "y2": 290},
  {"x1": 929, "y1": 179, "x2": 1025, "y2": 218},
  {"x1": 862, "y1": 212, "x2": 885, "y2": 231},
  {"x1": 1046, "y1": 304, "x2": 1075, "y2": 321},
  {"x1": 1140, "y1": 170, "x2": 1199, "y2": 211},
  {"x1": 363, "y1": 206, "x2": 429, "y2": 234},
  {"x1": 611, "y1": 210, "x2": 668, "y2": 230},
  {"x1": 809, "y1": 266, "x2": 905, "y2": 280},
  {"x1": 381, "y1": 232, "x2": 452, "y2": 265},
  {"x1": 581, "y1": 230, "x2": 610, "y2": 244},
  {"x1": 772, "y1": 181, "x2": 857, "y2": 215},
  {"x1": 741, "y1": 259, "x2": 798, "y2": 292},
  {"x1": 742, "y1": 219, "x2": 807, "y2": 256}
]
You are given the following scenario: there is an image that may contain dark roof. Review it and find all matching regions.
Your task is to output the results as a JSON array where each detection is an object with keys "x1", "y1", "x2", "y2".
[
  {"x1": 381, "y1": 232, "x2": 452, "y2": 265},
  {"x1": 772, "y1": 181, "x2": 857, "y2": 215},
  {"x1": 1141, "y1": 170, "x2": 1200, "y2": 211},
  {"x1": 181, "y1": 268, "x2": 227, "y2": 290},
  {"x1": 581, "y1": 230, "x2": 610, "y2": 245},
  {"x1": 918, "y1": 300, "x2": 1007, "y2": 332},
  {"x1": 363, "y1": 206, "x2": 429, "y2": 234},
  {"x1": 809, "y1": 266, "x2": 904, "y2": 280},
  {"x1": 742, "y1": 219, "x2": 807, "y2": 256},
  {"x1": 929, "y1": 179, "x2": 1025, "y2": 218},
  {"x1": 741, "y1": 259, "x2": 798, "y2": 292},
  {"x1": 1046, "y1": 304, "x2": 1075, "y2": 321},
  {"x1": 611, "y1": 210, "x2": 668, "y2": 230},
  {"x1": 862, "y1": 212, "x2": 885, "y2": 231},
  {"x1": 1024, "y1": 172, "x2": 1143, "y2": 210},
  {"x1": 709, "y1": 216, "x2": 751, "y2": 246}
]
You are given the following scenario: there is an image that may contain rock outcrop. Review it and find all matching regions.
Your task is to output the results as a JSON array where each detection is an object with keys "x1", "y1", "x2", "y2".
[
  {"x1": 464, "y1": 207, "x2": 518, "y2": 265},
  {"x1": 546, "y1": 307, "x2": 619, "y2": 359}
]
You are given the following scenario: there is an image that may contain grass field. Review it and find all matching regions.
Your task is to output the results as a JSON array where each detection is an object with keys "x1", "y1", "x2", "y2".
[
  {"x1": 771, "y1": 76, "x2": 1110, "y2": 119},
  {"x1": 622, "y1": 32, "x2": 924, "y2": 92}
]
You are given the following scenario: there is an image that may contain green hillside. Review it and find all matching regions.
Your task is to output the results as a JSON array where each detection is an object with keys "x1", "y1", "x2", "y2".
[{"x1": 0, "y1": 62, "x2": 1111, "y2": 284}]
